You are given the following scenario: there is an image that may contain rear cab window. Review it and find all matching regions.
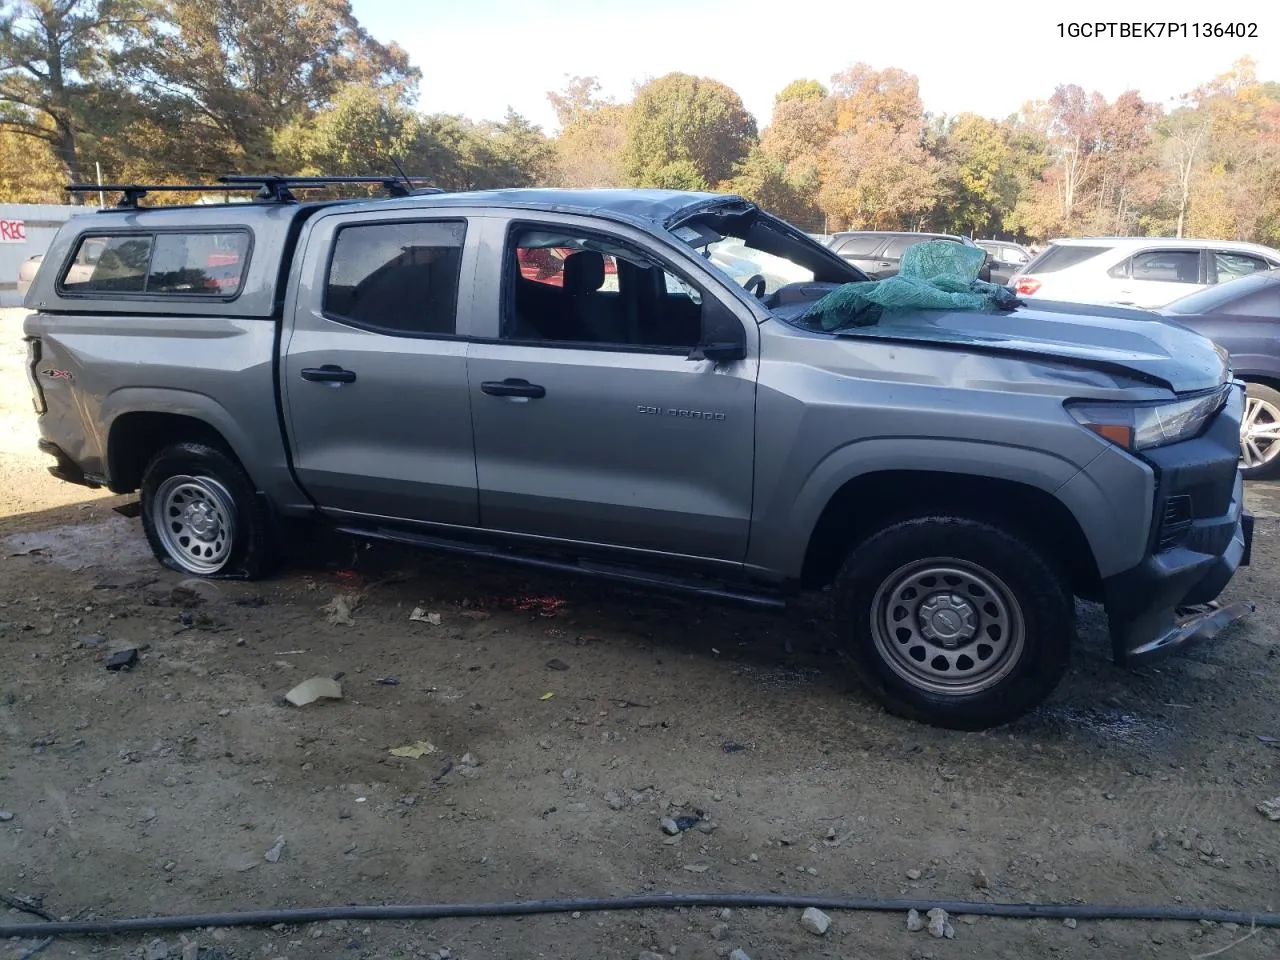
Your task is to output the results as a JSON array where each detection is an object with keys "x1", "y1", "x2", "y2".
[{"x1": 59, "y1": 231, "x2": 251, "y2": 297}]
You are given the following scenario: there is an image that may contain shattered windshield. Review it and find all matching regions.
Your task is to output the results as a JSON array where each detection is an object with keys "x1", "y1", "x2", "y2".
[{"x1": 671, "y1": 206, "x2": 859, "y2": 297}]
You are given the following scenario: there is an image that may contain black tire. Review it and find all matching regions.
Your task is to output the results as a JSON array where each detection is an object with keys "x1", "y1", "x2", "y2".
[
  {"x1": 1241, "y1": 382, "x2": 1280, "y2": 481},
  {"x1": 139, "y1": 442, "x2": 275, "y2": 579},
  {"x1": 834, "y1": 516, "x2": 1073, "y2": 730}
]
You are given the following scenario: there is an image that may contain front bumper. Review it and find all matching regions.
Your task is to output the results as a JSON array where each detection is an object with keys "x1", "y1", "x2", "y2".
[{"x1": 1102, "y1": 384, "x2": 1254, "y2": 665}]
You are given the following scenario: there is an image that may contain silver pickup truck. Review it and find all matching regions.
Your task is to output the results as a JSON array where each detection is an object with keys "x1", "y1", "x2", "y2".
[{"x1": 21, "y1": 180, "x2": 1254, "y2": 729}]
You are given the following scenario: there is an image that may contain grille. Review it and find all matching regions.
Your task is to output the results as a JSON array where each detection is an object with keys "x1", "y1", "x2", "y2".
[{"x1": 1157, "y1": 495, "x2": 1194, "y2": 551}]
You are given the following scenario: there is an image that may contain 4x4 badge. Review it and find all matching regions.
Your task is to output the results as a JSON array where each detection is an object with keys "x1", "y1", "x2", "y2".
[{"x1": 40, "y1": 368, "x2": 73, "y2": 381}]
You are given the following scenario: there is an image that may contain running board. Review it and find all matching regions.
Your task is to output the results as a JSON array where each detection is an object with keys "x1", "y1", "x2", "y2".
[{"x1": 333, "y1": 525, "x2": 787, "y2": 610}]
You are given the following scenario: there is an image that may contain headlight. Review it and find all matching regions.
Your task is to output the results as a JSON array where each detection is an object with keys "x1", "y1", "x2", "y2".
[{"x1": 1066, "y1": 388, "x2": 1227, "y2": 451}]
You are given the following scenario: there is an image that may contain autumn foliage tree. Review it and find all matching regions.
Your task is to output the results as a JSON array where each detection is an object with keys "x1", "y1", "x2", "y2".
[{"x1": 621, "y1": 73, "x2": 756, "y2": 190}]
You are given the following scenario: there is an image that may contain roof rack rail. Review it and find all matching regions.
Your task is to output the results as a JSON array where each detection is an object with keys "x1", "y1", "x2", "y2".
[{"x1": 66, "y1": 174, "x2": 443, "y2": 209}]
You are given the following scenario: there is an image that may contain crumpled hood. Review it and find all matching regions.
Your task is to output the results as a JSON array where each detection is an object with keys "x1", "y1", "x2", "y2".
[{"x1": 827, "y1": 297, "x2": 1229, "y2": 394}]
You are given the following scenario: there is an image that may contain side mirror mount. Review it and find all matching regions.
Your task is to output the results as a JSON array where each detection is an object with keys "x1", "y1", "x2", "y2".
[
  {"x1": 688, "y1": 341, "x2": 746, "y2": 362},
  {"x1": 688, "y1": 295, "x2": 747, "y2": 363}
]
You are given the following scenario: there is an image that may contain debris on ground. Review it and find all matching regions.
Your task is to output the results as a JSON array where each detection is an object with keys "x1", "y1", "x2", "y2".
[
  {"x1": 502, "y1": 594, "x2": 567, "y2": 617},
  {"x1": 373, "y1": 677, "x2": 399, "y2": 686},
  {"x1": 181, "y1": 941, "x2": 199, "y2": 960},
  {"x1": 972, "y1": 866, "x2": 991, "y2": 889},
  {"x1": 144, "y1": 937, "x2": 170, "y2": 960},
  {"x1": 545, "y1": 658, "x2": 570, "y2": 671},
  {"x1": 540, "y1": 692, "x2": 555, "y2": 701},
  {"x1": 459, "y1": 752, "x2": 480, "y2": 767},
  {"x1": 0, "y1": 810, "x2": 14, "y2": 822},
  {"x1": 105, "y1": 648, "x2": 139, "y2": 671},
  {"x1": 323, "y1": 593, "x2": 359, "y2": 626},
  {"x1": 1258, "y1": 796, "x2": 1280, "y2": 821},
  {"x1": 660, "y1": 811, "x2": 704, "y2": 835},
  {"x1": 284, "y1": 677, "x2": 343, "y2": 707},
  {"x1": 265, "y1": 836, "x2": 285, "y2": 863},
  {"x1": 906, "y1": 868, "x2": 922, "y2": 880},
  {"x1": 907, "y1": 908, "x2": 924, "y2": 932},
  {"x1": 409, "y1": 607, "x2": 442, "y2": 625},
  {"x1": 927, "y1": 907, "x2": 956, "y2": 939},
  {"x1": 722, "y1": 741, "x2": 748, "y2": 754},
  {"x1": 1064, "y1": 918, "x2": 1078, "y2": 929},
  {"x1": 432, "y1": 760, "x2": 454, "y2": 782},
  {"x1": 1258, "y1": 735, "x2": 1279, "y2": 746},
  {"x1": 800, "y1": 907, "x2": 831, "y2": 935},
  {"x1": 728, "y1": 950, "x2": 752, "y2": 960},
  {"x1": 389, "y1": 740, "x2": 437, "y2": 759}
]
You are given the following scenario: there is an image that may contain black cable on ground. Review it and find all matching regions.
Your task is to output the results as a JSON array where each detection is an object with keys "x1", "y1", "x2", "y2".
[{"x1": 2, "y1": 893, "x2": 1280, "y2": 940}]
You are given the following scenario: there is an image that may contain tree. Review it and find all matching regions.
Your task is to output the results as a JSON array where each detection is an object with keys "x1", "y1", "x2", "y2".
[
  {"x1": 621, "y1": 73, "x2": 756, "y2": 189},
  {"x1": 0, "y1": 127, "x2": 63, "y2": 200},
  {"x1": 932, "y1": 114, "x2": 1020, "y2": 236},
  {"x1": 819, "y1": 123, "x2": 940, "y2": 230},
  {"x1": 829, "y1": 64, "x2": 923, "y2": 136},
  {"x1": 480, "y1": 108, "x2": 554, "y2": 187},
  {"x1": 0, "y1": 0, "x2": 144, "y2": 180},
  {"x1": 546, "y1": 75, "x2": 626, "y2": 187},
  {"x1": 275, "y1": 83, "x2": 424, "y2": 178},
  {"x1": 133, "y1": 0, "x2": 418, "y2": 171},
  {"x1": 720, "y1": 146, "x2": 820, "y2": 229},
  {"x1": 775, "y1": 78, "x2": 826, "y2": 105}
]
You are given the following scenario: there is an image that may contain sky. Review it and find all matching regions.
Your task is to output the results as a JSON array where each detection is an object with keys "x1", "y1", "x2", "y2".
[{"x1": 350, "y1": 0, "x2": 1278, "y2": 133}]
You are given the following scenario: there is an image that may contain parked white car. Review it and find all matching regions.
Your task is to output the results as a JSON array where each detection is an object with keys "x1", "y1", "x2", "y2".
[{"x1": 1010, "y1": 237, "x2": 1280, "y2": 309}]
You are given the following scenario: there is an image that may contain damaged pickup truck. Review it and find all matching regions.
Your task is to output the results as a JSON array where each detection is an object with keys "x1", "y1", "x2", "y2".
[{"x1": 22, "y1": 178, "x2": 1254, "y2": 729}]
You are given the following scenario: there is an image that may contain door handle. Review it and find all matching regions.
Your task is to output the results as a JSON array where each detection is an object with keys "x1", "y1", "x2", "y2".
[
  {"x1": 481, "y1": 378, "x2": 546, "y2": 399},
  {"x1": 301, "y1": 364, "x2": 357, "y2": 384}
]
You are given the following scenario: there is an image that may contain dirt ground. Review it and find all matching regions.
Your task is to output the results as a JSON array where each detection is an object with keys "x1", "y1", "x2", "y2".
[{"x1": 2, "y1": 305, "x2": 1279, "y2": 960}]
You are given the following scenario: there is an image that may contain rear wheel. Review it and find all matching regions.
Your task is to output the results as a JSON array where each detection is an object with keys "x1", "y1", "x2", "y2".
[
  {"x1": 140, "y1": 442, "x2": 274, "y2": 579},
  {"x1": 834, "y1": 516, "x2": 1073, "y2": 730},
  {"x1": 1240, "y1": 383, "x2": 1280, "y2": 480}
]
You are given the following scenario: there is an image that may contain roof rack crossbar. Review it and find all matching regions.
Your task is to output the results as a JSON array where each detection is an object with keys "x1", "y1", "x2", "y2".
[
  {"x1": 66, "y1": 175, "x2": 444, "y2": 209},
  {"x1": 66, "y1": 183, "x2": 264, "y2": 209}
]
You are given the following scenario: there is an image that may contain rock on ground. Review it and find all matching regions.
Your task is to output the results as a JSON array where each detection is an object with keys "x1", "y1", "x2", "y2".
[{"x1": 800, "y1": 906, "x2": 831, "y2": 935}]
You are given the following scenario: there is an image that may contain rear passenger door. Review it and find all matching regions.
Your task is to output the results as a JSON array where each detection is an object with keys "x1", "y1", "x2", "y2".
[{"x1": 281, "y1": 211, "x2": 479, "y2": 525}]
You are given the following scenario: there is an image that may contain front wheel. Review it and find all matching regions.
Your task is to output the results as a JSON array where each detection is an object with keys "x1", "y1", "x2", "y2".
[
  {"x1": 834, "y1": 516, "x2": 1073, "y2": 730},
  {"x1": 140, "y1": 442, "x2": 274, "y2": 579},
  {"x1": 1240, "y1": 383, "x2": 1280, "y2": 480}
]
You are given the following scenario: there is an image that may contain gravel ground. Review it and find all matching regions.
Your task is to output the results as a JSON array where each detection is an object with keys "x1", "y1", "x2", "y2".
[{"x1": 2, "y1": 306, "x2": 1279, "y2": 960}]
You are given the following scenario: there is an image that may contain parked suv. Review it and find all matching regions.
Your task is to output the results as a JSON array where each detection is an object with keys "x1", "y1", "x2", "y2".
[
  {"x1": 827, "y1": 230, "x2": 993, "y2": 282},
  {"x1": 975, "y1": 239, "x2": 1032, "y2": 285},
  {"x1": 23, "y1": 181, "x2": 1253, "y2": 730},
  {"x1": 1011, "y1": 237, "x2": 1280, "y2": 309}
]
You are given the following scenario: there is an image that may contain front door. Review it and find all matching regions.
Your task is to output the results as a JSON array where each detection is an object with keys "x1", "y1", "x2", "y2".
[
  {"x1": 465, "y1": 216, "x2": 758, "y2": 563},
  {"x1": 281, "y1": 212, "x2": 480, "y2": 525}
]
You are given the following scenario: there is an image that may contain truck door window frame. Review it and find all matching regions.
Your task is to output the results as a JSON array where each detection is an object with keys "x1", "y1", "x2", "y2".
[
  {"x1": 320, "y1": 218, "x2": 469, "y2": 340},
  {"x1": 494, "y1": 219, "x2": 736, "y2": 357}
]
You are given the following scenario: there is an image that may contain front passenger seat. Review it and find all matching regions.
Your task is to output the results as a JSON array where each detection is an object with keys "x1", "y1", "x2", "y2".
[{"x1": 562, "y1": 251, "x2": 624, "y2": 342}]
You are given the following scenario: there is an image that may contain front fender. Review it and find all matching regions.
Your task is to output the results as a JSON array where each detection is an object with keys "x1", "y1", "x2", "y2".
[{"x1": 747, "y1": 436, "x2": 1117, "y2": 579}]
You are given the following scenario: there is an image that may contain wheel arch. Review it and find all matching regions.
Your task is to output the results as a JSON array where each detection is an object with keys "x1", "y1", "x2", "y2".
[{"x1": 792, "y1": 458, "x2": 1103, "y2": 600}]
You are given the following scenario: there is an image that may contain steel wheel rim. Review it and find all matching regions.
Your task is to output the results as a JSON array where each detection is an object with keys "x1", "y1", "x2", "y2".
[
  {"x1": 152, "y1": 475, "x2": 236, "y2": 575},
  {"x1": 1240, "y1": 396, "x2": 1280, "y2": 469},
  {"x1": 870, "y1": 558, "x2": 1026, "y2": 696}
]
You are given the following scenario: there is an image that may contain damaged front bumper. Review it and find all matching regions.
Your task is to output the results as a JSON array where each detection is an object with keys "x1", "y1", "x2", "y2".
[{"x1": 1102, "y1": 399, "x2": 1255, "y2": 664}]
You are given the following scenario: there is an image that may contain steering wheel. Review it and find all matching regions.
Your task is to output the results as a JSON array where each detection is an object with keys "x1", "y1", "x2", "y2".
[{"x1": 743, "y1": 274, "x2": 767, "y2": 299}]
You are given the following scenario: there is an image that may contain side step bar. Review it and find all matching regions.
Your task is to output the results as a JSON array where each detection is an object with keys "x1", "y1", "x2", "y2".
[{"x1": 333, "y1": 525, "x2": 787, "y2": 610}]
